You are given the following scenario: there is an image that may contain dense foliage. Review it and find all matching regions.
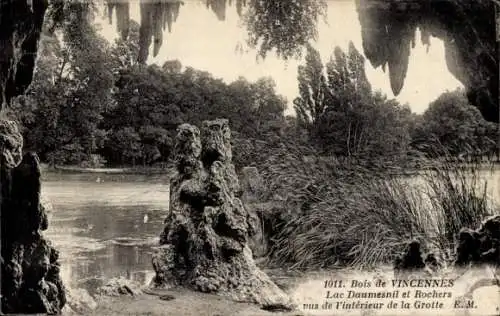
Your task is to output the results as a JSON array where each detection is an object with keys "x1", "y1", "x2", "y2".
[
  {"x1": 9, "y1": 12, "x2": 498, "y2": 168},
  {"x1": 11, "y1": 18, "x2": 288, "y2": 167},
  {"x1": 411, "y1": 89, "x2": 498, "y2": 160},
  {"x1": 294, "y1": 43, "x2": 414, "y2": 160},
  {"x1": 14, "y1": 4, "x2": 114, "y2": 166}
]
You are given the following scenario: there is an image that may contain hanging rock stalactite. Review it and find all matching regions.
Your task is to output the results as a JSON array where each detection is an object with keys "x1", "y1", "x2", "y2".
[
  {"x1": 356, "y1": 0, "x2": 499, "y2": 123},
  {"x1": 106, "y1": 0, "x2": 185, "y2": 64},
  {"x1": 152, "y1": 119, "x2": 291, "y2": 307},
  {"x1": 1, "y1": 120, "x2": 66, "y2": 314},
  {"x1": 0, "y1": 0, "x2": 48, "y2": 108},
  {"x1": 106, "y1": 0, "x2": 251, "y2": 64}
]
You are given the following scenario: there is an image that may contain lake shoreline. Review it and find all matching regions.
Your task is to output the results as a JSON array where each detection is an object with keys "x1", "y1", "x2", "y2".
[
  {"x1": 41, "y1": 164, "x2": 175, "y2": 175},
  {"x1": 40, "y1": 161, "x2": 500, "y2": 178},
  {"x1": 87, "y1": 288, "x2": 300, "y2": 316},
  {"x1": 66, "y1": 268, "x2": 313, "y2": 316}
]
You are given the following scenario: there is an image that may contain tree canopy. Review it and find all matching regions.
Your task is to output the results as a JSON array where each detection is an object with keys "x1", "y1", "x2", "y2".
[
  {"x1": 411, "y1": 89, "x2": 498, "y2": 159},
  {"x1": 45, "y1": 0, "x2": 327, "y2": 64},
  {"x1": 294, "y1": 42, "x2": 413, "y2": 159},
  {"x1": 9, "y1": 16, "x2": 497, "y2": 168},
  {"x1": 12, "y1": 21, "x2": 288, "y2": 167}
]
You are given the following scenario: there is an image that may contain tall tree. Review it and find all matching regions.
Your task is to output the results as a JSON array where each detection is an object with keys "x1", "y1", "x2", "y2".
[
  {"x1": 13, "y1": 3, "x2": 114, "y2": 166},
  {"x1": 293, "y1": 43, "x2": 328, "y2": 129},
  {"x1": 110, "y1": 19, "x2": 141, "y2": 72},
  {"x1": 325, "y1": 42, "x2": 372, "y2": 111},
  {"x1": 294, "y1": 42, "x2": 412, "y2": 159},
  {"x1": 59, "y1": 3, "x2": 114, "y2": 161}
]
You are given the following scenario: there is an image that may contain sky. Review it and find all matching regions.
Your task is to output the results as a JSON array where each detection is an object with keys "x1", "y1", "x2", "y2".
[{"x1": 97, "y1": 0, "x2": 463, "y2": 115}]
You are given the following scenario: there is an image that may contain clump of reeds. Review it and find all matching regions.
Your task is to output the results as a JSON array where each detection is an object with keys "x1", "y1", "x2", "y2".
[{"x1": 258, "y1": 144, "x2": 497, "y2": 270}]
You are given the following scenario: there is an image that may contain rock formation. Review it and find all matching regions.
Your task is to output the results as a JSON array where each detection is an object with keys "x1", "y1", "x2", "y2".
[
  {"x1": 152, "y1": 119, "x2": 291, "y2": 307},
  {"x1": 356, "y1": 0, "x2": 499, "y2": 123},
  {"x1": 240, "y1": 167, "x2": 266, "y2": 204},
  {"x1": 1, "y1": 119, "x2": 66, "y2": 314},
  {"x1": 394, "y1": 240, "x2": 426, "y2": 271},
  {"x1": 0, "y1": 0, "x2": 48, "y2": 108},
  {"x1": 394, "y1": 214, "x2": 500, "y2": 277},
  {"x1": 239, "y1": 167, "x2": 267, "y2": 258},
  {"x1": 393, "y1": 239, "x2": 445, "y2": 278},
  {"x1": 455, "y1": 214, "x2": 500, "y2": 266},
  {"x1": 96, "y1": 277, "x2": 141, "y2": 297},
  {"x1": 393, "y1": 240, "x2": 426, "y2": 278}
]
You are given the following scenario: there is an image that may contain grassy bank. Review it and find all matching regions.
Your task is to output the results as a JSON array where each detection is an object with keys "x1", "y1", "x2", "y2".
[{"x1": 255, "y1": 147, "x2": 498, "y2": 271}]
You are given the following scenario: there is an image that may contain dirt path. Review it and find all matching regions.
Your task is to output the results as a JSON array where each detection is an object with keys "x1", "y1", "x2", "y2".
[{"x1": 90, "y1": 288, "x2": 305, "y2": 316}]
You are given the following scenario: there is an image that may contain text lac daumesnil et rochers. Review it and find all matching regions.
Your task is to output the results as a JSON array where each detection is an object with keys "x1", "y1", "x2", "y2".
[{"x1": 313, "y1": 278, "x2": 478, "y2": 311}]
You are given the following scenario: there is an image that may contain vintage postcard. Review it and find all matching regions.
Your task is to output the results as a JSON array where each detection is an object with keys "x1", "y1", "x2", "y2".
[{"x1": 0, "y1": 0, "x2": 499, "y2": 315}]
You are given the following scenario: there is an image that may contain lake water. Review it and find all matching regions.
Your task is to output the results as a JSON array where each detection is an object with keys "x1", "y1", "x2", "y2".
[
  {"x1": 473, "y1": 167, "x2": 500, "y2": 203},
  {"x1": 42, "y1": 172, "x2": 171, "y2": 295},
  {"x1": 41, "y1": 168, "x2": 500, "y2": 296}
]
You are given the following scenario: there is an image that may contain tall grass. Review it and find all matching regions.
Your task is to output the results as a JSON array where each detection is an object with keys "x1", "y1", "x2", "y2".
[
  {"x1": 256, "y1": 146, "x2": 498, "y2": 270},
  {"x1": 423, "y1": 161, "x2": 493, "y2": 254}
]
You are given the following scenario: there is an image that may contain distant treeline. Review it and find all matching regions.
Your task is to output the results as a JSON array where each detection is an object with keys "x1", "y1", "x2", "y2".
[{"x1": 9, "y1": 20, "x2": 498, "y2": 169}]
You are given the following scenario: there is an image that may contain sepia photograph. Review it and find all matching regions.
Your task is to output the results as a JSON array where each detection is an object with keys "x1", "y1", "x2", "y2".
[{"x1": 0, "y1": 0, "x2": 499, "y2": 315}]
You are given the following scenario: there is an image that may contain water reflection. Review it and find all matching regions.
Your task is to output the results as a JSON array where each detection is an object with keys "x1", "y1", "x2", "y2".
[{"x1": 42, "y1": 172, "x2": 169, "y2": 293}]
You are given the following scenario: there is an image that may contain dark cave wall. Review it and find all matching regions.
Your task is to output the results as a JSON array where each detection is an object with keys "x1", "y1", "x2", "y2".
[
  {"x1": 356, "y1": 0, "x2": 499, "y2": 123},
  {"x1": 1, "y1": 1, "x2": 66, "y2": 314},
  {"x1": 0, "y1": 0, "x2": 48, "y2": 108}
]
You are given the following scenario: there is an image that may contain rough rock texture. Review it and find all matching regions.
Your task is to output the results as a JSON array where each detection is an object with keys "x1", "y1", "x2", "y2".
[
  {"x1": 455, "y1": 214, "x2": 500, "y2": 266},
  {"x1": 239, "y1": 167, "x2": 267, "y2": 258},
  {"x1": 0, "y1": 2, "x2": 66, "y2": 312},
  {"x1": 0, "y1": 0, "x2": 48, "y2": 108},
  {"x1": 152, "y1": 119, "x2": 291, "y2": 307},
  {"x1": 240, "y1": 167, "x2": 265, "y2": 204},
  {"x1": 62, "y1": 287, "x2": 97, "y2": 315},
  {"x1": 96, "y1": 277, "x2": 142, "y2": 297},
  {"x1": 393, "y1": 240, "x2": 443, "y2": 277},
  {"x1": 356, "y1": 0, "x2": 499, "y2": 123},
  {"x1": 394, "y1": 240, "x2": 426, "y2": 278},
  {"x1": 1, "y1": 119, "x2": 66, "y2": 314}
]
